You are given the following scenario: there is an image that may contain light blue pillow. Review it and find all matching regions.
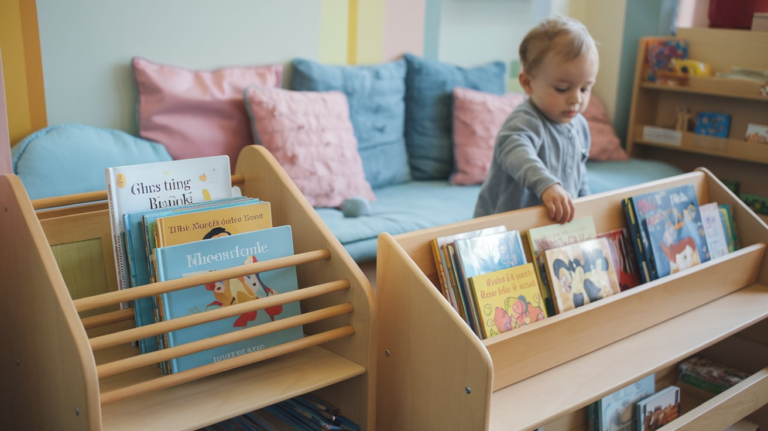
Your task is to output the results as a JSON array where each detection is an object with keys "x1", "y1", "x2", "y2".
[
  {"x1": 291, "y1": 58, "x2": 410, "y2": 189},
  {"x1": 12, "y1": 124, "x2": 172, "y2": 200},
  {"x1": 404, "y1": 53, "x2": 506, "y2": 180}
]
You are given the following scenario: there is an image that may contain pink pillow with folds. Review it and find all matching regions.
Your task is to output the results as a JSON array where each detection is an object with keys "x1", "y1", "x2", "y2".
[
  {"x1": 244, "y1": 86, "x2": 375, "y2": 208},
  {"x1": 133, "y1": 57, "x2": 283, "y2": 171},
  {"x1": 451, "y1": 88, "x2": 527, "y2": 185},
  {"x1": 581, "y1": 95, "x2": 629, "y2": 161}
]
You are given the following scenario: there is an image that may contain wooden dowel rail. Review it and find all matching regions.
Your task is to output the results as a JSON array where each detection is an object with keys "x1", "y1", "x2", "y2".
[
  {"x1": 97, "y1": 303, "x2": 354, "y2": 378},
  {"x1": 81, "y1": 308, "x2": 135, "y2": 330},
  {"x1": 89, "y1": 279, "x2": 350, "y2": 351},
  {"x1": 99, "y1": 325, "x2": 356, "y2": 405},
  {"x1": 74, "y1": 249, "x2": 331, "y2": 312},
  {"x1": 31, "y1": 174, "x2": 245, "y2": 210}
]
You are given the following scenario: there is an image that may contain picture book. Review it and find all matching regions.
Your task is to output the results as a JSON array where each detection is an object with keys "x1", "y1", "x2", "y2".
[
  {"x1": 623, "y1": 198, "x2": 652, "y2": 284},
  {"x1": 544, "y1": 238, "x2": 620, "y2": 314},
  {"x1": 694, "y1": 112, "x2": 730, "y2": 138},
  {"x1": 718, "y1": 204, "x2": 739, "y2": 253},
  {"x1": 431, "y1": 226, "x2": 507, "y2": 312},
  {"x1": 636, "y1": 386, "x2": 680, "y2": 431},
  {"x1": 155, "y1": 225, "x2": 302, "y2": 373},
  {"x1": 642, "y1": 186, "x2": 710, "y2": 278},
  {"x1": 156, "y1": 201, "x2": 272, "y2": 247},
  {"x1": 443, "y1": 244, "x2": 469, "y2": 323},
  {"x1": 528, "y1": 217, "x2": 597, "y2": 315},
  {"x1": 589, "y1": 373, "x2": 655, "y2": 431},
  {"x1": 741, "y1": 193, "x2": 768, "y2": 215},
  {"x1": 105, "y1": 156, "x2": 232, "y2": 304},
  {"x1": 699, "y1": 202, "x2": 729, "y2": 259},
  {"x1": 745, "y1": 123, "x2": 768, "y2": 144},
  {"x1": 598, "y1": 228, "x2": 642, "y2": 292},
  {"x1": 468, "y1": 263, "x2": 546, "y2": 339},
  {"x1": 679, "y1": 355, "x2": 750, "y2": 395},
  {"x1": 645, "y1": 39, "x2": 688, "y2": 83},
  {"x1": 454, "y1": 230, "x2": 527, "y2": 335}
]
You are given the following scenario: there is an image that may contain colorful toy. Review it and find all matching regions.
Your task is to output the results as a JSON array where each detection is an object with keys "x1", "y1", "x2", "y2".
[{"x1": 671, "y1": 59, "x2": 711, "y2": 76}]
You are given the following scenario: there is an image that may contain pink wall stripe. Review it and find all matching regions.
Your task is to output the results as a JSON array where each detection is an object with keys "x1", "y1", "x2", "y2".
[{"x1": 383, "y1": 0, "x2": 426, "y2": 61}]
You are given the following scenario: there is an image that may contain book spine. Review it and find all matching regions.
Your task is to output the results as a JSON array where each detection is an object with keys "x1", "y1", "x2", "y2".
[
  {"x1": 440, "y1": 245, "x2": 460, "y2": 313},
  {"x1": 430, "y1": 240, "x2": 448, "y2": 299},
  {"x1": 444, "y1": 244, "x2": 468, "y2": 322},
  {"x1": 679, "y1": 372, "x2": 728, "y2": 394},
  {"x1": 105, "y1": 169, "x2": 131, "y2": 310},
  {"x1": 453, "y1": 244, "x2": 482, "y2": 336},
  {"x1": 624, "y1": 198, "x2": 650, "y2": 284}
]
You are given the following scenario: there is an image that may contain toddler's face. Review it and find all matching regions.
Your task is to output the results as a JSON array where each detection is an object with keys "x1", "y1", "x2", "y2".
[{"x1": 521, "y1": 52, "x2": 599, "y2": 124}]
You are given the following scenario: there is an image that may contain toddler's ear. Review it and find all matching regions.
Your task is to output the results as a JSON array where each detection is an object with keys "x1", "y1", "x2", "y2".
[{"x1": 519, "y1": 72, "x2": 534, "y2": 95}]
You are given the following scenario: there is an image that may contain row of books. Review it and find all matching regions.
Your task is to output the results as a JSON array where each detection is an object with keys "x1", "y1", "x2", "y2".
[
  {"x1": 588, "y1": 355, "x2": 751, "y2": 431},
  {"x1": 106, "y1": 156, "x2": 302, "y2": 374},
  {"x1": 201, "y1": 393, "x2": 360, "y2": 431},
  {"x1": 431, "y1": 184, "x2": 739, "y2": 340}
]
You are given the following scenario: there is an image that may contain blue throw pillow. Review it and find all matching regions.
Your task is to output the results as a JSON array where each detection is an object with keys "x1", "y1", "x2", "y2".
[
  {"x1": 291, "y1": 58, "x2": 410, "y2": 189},
  {"x1": 12, "y1": 124, "x2": 172, "y2": 200},
  {"x1": 404, "y1": 53, "x2": 506, "y2": 180}
]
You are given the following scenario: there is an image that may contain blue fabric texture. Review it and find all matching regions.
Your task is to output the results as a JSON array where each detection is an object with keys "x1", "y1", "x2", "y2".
[
  {"x1": 291, "y1": 58, "x2": 410, "y2": 188},
  {"x1": 317, "y1": 159, "x2": 684, "y2": 262},
  {"x1": 403, "y1": 53, "x2": 506, "y2": 180},
  {"x1": 12, "y1": 124, "x2": 172, "y2": 200}
]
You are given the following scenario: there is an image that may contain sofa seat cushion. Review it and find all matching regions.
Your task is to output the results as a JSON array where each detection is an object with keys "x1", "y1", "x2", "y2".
[{"x1": 317, "y1": 159, "x2": 684, "y2": 262}]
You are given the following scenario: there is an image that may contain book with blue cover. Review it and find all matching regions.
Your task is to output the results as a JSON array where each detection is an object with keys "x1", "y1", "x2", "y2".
[
  {"x1": 454, "y1": 230, "x2": 527, "y2": 334},
  {"x1": 155, "y1": 225, "x2": 302, "y2": 373},
  {"x1": 642, "y1": 186, "x2": 710, "y2": 278}
]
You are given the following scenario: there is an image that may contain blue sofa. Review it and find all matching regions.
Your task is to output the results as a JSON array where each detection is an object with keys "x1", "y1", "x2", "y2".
[{"x1": 12, "y1": 124, "x2": 684, "y2": 263}]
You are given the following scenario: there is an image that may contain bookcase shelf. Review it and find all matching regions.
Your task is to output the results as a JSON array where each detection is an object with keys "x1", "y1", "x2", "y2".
[
  {"x1": 0, "y1": 145, "x2": 377, "y2": 430},
  {"x1": 375, "y1": 169, "x2": 768, "y2": 431},
  {"x1": 639, "y1": 76, "x2": 768, "y2": 103},
  {"x1": 634, "y1": 125, "x2": 768, "y2": 165}
]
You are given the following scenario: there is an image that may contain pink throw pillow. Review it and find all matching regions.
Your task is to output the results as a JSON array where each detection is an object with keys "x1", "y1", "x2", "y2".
[
  {"x1": 244, "y1": 87, "x2": 375, "y2": 208},
  {"x1": 451, "y1": 88, "x2": 527, "y2": 185},
  {"x1": 581, "y1": 95, "x2": 629, "y2": 161},
  {"x1": 133, "y1": 57, "x2": 283, "y2": 171}
]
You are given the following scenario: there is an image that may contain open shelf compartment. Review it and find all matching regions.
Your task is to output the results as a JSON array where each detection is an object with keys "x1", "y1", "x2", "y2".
[
  {"x1": 0, "y1": 145, "x2": 377, "y2": 431},
  {"x1": 376, "y1": 169, "x2": 768, "y2": 431}
]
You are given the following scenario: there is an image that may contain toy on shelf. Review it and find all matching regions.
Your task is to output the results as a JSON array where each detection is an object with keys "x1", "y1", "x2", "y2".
[
  {"x1": 671, "y1": 58, "x2": 711, "y2": 76},
  {"x1": 695, "y1": 112, "x2": 731, "y2": 138}
]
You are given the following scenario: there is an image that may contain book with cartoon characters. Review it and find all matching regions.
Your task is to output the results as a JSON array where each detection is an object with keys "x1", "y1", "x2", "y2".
[
  {"x1": 527, "y1": 216, "x2": 597, "y2": 316},
  {"x1": 468, "y1": 263, "x2": 546, "y2": 339},
  {"x1": 105, "y1": 156, "x2": 233, "y2": 307},
  {"x1": 544, "y1": 238, "x2": 621, "y2": 314},
  {"x1": 155, "y1": 225, "x2": 302, "y2": 374},
  {"x1": 643, "y1": 186, "x2": 710, "y2": 279},
  {"x1": 636, "y1": 386, "x2": 680, "y2": 431},
  {"x1": 454, "y1": 230, "x2": 527, "y2": 335}
]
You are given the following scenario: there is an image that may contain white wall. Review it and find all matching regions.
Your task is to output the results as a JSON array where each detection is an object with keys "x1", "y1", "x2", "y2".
[{"x1": 37, "y1": 0, "x2": 322, "y2": 135}]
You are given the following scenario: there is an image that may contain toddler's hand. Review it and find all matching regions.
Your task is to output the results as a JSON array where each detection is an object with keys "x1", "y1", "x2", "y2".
[{"x1": 541, "y1": 184, "x2": 575, "y2": 224}]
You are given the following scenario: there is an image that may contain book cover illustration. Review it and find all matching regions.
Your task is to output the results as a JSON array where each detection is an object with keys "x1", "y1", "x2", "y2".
[
  {"x1": 594, "y1": 373, "x2": 655, "y2": 431},
  {"x1": 527, "y1": 216, "x2": 597, "y2": 316},
  {"x1": 718, "y1": 204, "x2": 739, "y2": 253},
  {"x1": 455, "y1": 230, "x2": 527, "y2": 334},
  {"x1": 469, "y1": 263, "x2": 545, "y2": 339},
  {"x1": 636, "y1": 386, "x2": 680, "y2": 431},
  {"x1": 544, "y1": 238, "x2": 620, "y2": 314},
  {"x1": 646, "y1": 39, "x2": 688, "y2": 83},
  {"x1": 679, "y1": 355, "x2": 750, "y2": 395},
  {"x1": 155, "y1": 225, "x2": 302, "y2": 373},
  {"x1": 105, "y1": 156, "x2": 232, "y2": 300},
  {"x1": 694, "y1": 112, "x2": 730, "y2": 138},
  {"x1": 431, "y1": 226, "x2": 507, "y2": 313},
  {"x1": 745, "y1": 123, "x2": 768, "y2": 144},
  {"x1": 156, "y1": 201, "x2": 272, "y2": 247},
  {"x1": 699, "y1": 202, "x2": 729, "y2": 259},
  {"x1": 643, "y1": 186, "x2": 710, "y2": 278},
  {"x1": 598, "y1": 228, "x2": 642, "y2": 292}
]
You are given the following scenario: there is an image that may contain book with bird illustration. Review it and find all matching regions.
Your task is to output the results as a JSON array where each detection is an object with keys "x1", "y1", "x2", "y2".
[
  {"x1": 155, "y1": 225, "x2": 302, "y2": 373},
  {"x1": 468, "y1": 263, "x2": 546, "y2": 339},
  {"x1": 544, "y1": 238, "x2": 620, "y2": 314}
]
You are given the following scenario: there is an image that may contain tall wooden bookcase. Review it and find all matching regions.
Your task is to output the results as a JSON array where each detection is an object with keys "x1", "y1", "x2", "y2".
[
  {"x1": 626, "y1": 27, "x2": 768, "y2": 223},
  {"x1": 0, "y1": 145, "x2": 377, "y2": 430},
  {"x1": 376, "y1": 169, "x2": 768, "y2": 430}
]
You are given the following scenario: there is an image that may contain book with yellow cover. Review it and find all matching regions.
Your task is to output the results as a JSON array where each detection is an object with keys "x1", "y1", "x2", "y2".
[
  {"x1": 527, "y1": 216, "x2": 596, "y2": 316},
  {"x1": 156, "y1": 201, "x2": 273, "y2": 247},
  {"x1": 544, "y1": 238, "x2": 620, "y2": 314},
  {"x1": 468, "y1": 263, "x2": 546, "y2": 339}
]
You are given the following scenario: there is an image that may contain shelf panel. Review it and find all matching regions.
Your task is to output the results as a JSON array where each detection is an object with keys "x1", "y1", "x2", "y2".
[
  {"x1": 488, "y1": 283, "x2": 768, "y2": 431},
  {"x1": 101, "y1": 346, "x2": 366, "y2": 431},
  {"x1": 633, "y1": 125, "x2": 768, "y2": 165},
  {"x1": 640, "y1": 76, "x2": 768, "y2": 102}
]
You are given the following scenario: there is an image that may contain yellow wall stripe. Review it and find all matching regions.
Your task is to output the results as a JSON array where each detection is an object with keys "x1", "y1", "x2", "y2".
[
  {"x1": 347, "y1": 0, "x2": 358, "y2": 64},
  {"x1": 20, "y1": 0, "x2": 47, "y2": 134},
  {"x1": 355, "y1": 0, "x2": 385, "y2": 65}
]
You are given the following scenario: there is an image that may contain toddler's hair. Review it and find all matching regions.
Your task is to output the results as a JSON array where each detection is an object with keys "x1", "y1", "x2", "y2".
[{"x1": 519, "y1": 16, "x2": 598, "y2": 75}]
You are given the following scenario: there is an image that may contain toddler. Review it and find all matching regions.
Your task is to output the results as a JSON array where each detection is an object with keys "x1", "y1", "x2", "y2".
[{"x1": 474, "y1": 16, "x2": 598, "y2": 223}]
